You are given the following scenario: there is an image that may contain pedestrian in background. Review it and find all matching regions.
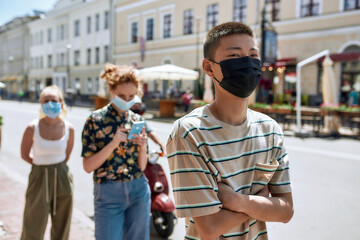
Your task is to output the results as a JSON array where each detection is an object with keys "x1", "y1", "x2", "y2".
[
  {"x1": 348, "y1": 87, "x2": 359, "y2": 107},
  {"x1": 167, "y1": 22, "x2": 293, "y2": 239},
  {"x1": 20, "y1": 85, "x2": 74, "y2": 240},
  {"x1": 181, "y1": 89, "x2": 193, "y2": 112},
  {"x1": 81, "y1": 64, "x2": 150, "y2": 240}
]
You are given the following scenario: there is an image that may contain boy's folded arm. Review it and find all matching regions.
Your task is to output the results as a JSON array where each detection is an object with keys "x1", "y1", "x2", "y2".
[
  {"x1": 193, "y1": 209, "x2": 249, "y2": 240},
  {"x1": 219, "y1": 183, "x2": 293, "y2": 223}
]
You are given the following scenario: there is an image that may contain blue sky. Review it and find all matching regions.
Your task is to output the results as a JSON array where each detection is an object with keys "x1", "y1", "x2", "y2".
[{"x1": 0, "y1": 0, "x2": 56, "y2": 26}]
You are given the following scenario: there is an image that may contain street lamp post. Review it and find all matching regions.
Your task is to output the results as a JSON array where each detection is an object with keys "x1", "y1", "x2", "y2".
[
  {"x1": 195, "y1": 17, "x2": 201, "y2": 70},
  {"x1": 66, "y1": 44, "x2": 72, "y2": 92},
  {"x1": 195, "y1": 16, "x2": 201, "y2": 98},
  {"x1": 8, "y1": 56, "x2": 14, "y2": 75},
  {"x1": 261, "y1": 6, "x2": 266, "y2": 64},
  {"x1": 8, "y1": 56, "x2": 15, "y2": 97}
]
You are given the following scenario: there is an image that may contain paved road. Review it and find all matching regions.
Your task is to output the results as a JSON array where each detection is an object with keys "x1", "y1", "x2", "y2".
[{"x1": 1, "y1": 100, "x2": 360, "y2": 240}]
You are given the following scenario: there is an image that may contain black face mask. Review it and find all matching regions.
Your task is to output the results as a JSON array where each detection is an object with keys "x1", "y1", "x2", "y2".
[{"x1": 210, "y1": 56, "x2": 262, "y2": 98}]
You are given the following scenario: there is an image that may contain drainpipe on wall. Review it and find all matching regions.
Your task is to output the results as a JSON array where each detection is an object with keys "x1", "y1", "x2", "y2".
[{"x1": 109, "y1": 0, "x2": 115, "y2": 64}]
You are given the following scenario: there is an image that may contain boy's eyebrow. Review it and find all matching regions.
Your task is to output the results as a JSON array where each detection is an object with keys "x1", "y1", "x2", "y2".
[{"x1": 225, "y1": 46, "x2": 259, "y2": 51}]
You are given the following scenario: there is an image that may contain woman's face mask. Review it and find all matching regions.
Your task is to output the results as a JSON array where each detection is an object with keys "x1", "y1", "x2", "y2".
[
  {"x1": 112, "y1": 95, "x2": 141, "y2": 111},
  {"x1": 210, "y1": 56, "x2": 262, "y2": 98},
  {"x1": 42, "y1": 101, "x2": 62, "y2": 119}
]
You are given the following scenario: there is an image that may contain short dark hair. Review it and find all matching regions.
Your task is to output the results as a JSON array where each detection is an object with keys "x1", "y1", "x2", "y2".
[{"x1": 203, "y1": 22, "x2": 255, "y2": 59}]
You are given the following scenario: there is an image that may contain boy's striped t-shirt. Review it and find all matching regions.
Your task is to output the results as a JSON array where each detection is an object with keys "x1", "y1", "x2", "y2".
[{"x1": 166, "y1": 105, "x2": 291, "y2": 240}]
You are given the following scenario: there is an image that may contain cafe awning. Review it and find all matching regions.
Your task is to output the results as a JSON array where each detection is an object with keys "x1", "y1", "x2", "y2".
[
  {"x1": 317, "y1": 52, "x2": 360, "y2": 63},
  {"x1": 1, "y1": 76, "x2": 19, "y2": 82},
  {"x1": 138, "y1": 64, "x2": 199, "y2": 81},
  {"x1": 274, "y1": 58, "x2": 297, "y2": 67}
]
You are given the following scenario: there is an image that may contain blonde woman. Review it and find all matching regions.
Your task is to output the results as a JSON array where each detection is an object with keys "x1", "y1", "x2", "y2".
[
  {"x1": 81, "y1": 64, "x2": 150, "y2": 240},
  {"x1": 20, "y1": 85, "x2": 74, "y2": 240}
]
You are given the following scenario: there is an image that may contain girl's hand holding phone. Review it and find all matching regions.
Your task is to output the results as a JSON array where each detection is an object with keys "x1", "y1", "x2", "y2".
[
  {"x1": 130, "y1": 127, "x2": 147, "y2": 149},
  {"x1": 112, "y1": 128, "x2": 128, "y2": 146}
]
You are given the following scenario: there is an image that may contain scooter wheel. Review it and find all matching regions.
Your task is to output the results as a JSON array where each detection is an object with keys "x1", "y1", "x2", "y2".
[{"x1": 152, "y1": 210, "x2": 175, "y2": 238}]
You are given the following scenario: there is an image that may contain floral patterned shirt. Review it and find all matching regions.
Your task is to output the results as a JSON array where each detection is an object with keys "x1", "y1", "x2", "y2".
[{"x1": 81, "y1": 104, "x2": 145, "y2": 183}]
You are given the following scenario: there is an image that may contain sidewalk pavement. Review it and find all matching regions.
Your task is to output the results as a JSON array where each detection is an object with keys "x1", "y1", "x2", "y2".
[{"x1": 0, "y1": 165, "x2": 95, "y2": 240}]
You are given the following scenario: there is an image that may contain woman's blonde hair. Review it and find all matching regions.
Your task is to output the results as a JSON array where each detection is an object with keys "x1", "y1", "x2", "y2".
[
  {"x1": 100, "y1": 64, "x2": 143, "y2": 97},
  {"x1": 39, "y1": 85, "x2": 67, "y2": 118}
]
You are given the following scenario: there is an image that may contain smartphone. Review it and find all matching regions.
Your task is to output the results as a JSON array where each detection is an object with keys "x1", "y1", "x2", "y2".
[{"x1": 127, "y1": 121, "x2": 145, "y2": 139}]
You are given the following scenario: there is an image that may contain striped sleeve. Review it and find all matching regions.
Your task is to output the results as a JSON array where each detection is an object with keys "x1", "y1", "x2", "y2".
[
  {"x1": 269, "y1": 126, "x2": 292, "y2": 194},
  {"x1": 166, "y1": 123, "x2": 222, "y2": 218}
]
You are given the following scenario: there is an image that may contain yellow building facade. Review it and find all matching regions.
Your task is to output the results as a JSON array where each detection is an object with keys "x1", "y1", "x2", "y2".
[{"x1": 114, "y1": 0, "x2": 360, "y2": 105}]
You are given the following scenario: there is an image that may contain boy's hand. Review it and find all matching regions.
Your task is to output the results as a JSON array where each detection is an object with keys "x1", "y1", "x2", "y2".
[
  {"x1": 218, "y1": 182, "x2": 238, "y2": 211},
  {"x1": 218, "y1": 183, "x2": 270, "y2": 213}
]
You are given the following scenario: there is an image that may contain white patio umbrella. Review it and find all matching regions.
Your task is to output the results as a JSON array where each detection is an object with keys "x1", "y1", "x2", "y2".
[
  {"x1": 321, "y1": 55, "x2": 340, "y2": 134},
  {"x1": 203, "y1": 75, "x2": 214, "y2": 103},
  {"x1": 0, "y1": 82, "x2": 5, "y2": 88},
  {"x1": 322, "y1": 56, "x2": 338, "y2": 104},
  {"x1": 138, "y1": 64, "x2": 199, "y2": 81}
]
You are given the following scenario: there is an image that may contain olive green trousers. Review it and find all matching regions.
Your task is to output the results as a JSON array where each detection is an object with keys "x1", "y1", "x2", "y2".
[{"x1": 21, "y1": 161, "x2": 73, "y2": 240}]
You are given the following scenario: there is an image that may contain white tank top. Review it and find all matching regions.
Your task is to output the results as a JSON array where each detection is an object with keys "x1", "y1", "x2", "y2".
[{"x1": 32, "y1": 119, "x2": 69, "y2": 165}]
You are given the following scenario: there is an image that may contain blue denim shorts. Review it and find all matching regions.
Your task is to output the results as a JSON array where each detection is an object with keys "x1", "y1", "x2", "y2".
[{"x1": 94, "y1": 175, "x2": 151, "y2": 240}]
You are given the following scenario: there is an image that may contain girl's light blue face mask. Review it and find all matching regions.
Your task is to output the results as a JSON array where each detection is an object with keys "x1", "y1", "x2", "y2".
[
  {"x1": 42, "y1": 101, "x2": 62, "y2": 119},
  {"x1": 112, "y1": 95, "x2": 141, "y2": 111}
]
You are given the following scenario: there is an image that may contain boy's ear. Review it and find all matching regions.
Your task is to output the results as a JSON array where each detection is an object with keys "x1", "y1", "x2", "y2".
[{"x1": 202, "y1": 59, "x2": 214, "y2": 78}]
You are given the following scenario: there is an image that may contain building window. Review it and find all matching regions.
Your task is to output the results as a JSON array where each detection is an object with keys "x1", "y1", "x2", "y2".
[
  {"x1": 93, "y1": 77, "x2": 99, "y2": 94},
  {"x1": 75, "y1": 78, "x2": 80, "y2": 92},
  {"x1": 131, "y1": 22, "x2": 138, "y2": 43},
  {"x1": 104, "y1": 45, "x2": 109, "y2": 62},
  {"x1": 265, "y1": 0, "x2": 280, "y2": 21},
  {"x1": 95, "y1": 14, "x2": 100, "y2": 32},
  {"x1": 104, "y1": 11, "x2": 109, "y2": 29},
  {"x1": 40, "y1": 31, "x2": 43, "y2": 45},
  {"x1": 206, "y1": 3, "x2": 218, "y2": 30},
  {"x1": 300, "y1": 0, "x2": 320, "y2": 17},
  {"x1": 233, "y1": 0, "x2": 247, "y2": 23},
  {"x1": 74, "y1": 20, "x2": 80, "y2": 37},
  {"x1": 47, "y1": 55, "x2": 52, "y2": 68},
  {"x1": 163, "y1": 14, "x2": 172, "y2": 38},
  {"x1": 87, "y1": 16, "x2": 91, "y2": 33},
  {"x1": 61, "y1": 25, "x2": 65, "y2": 40},
  {"x1": 345, "y1": 0, "x2": 360, "y2": 10},
  {"x1": 47, "y1": 28, "x2": 52, "y2": 43},
  {"x1": 74, "y1": 50, "x2": 80, "y2": 66},
  {"x1": 95, "y1": 47, "x2": 100, "y2": 64},
  {"x1": 146, "y1": 18, "x2": 154, "y2": 40},
  {"x1": 87, "y1": 48, "x2": 91, "y2": 65},
  {"x1": 86, "y1": 77, "x2": 93, "y2": 94},
  {"x1": 183, "y1": 9, "x2": 194, "y2": 35},
  {"x1": 57, "y1": 24, "x2": 66, "y2": 41},
  {"x1": 40, "y1": 56, "x2": 43, "y2": 68},
  {"x1": 61, "y1": 53, "x2": 65, "y2": 67},
  {"x1": 56, "y1": 54, "x2": 59, "y2": 67}
]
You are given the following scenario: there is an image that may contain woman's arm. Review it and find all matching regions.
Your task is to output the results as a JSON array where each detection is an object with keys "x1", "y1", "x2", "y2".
[
  {"x1": 83, "y1": 128, "x2": 128, "y2": 173},
  {"x1": 20, "y1": 123, "x2": 34, "y2": 164},
  {"x1": 65, "y1": 124, "x2": 74, "y2": 163}
]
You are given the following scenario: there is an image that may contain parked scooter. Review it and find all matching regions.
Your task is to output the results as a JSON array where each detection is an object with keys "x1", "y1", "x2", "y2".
[{"x1": 144, "y1": 150, "x2": 176, "y2": 238}]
